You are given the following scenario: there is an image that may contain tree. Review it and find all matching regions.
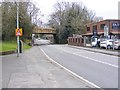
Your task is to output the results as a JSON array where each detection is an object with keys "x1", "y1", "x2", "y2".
[
  {"x1": 49, "y1": 1, "x2": 103, "y2": 44},
  {"x1": 2, "y1": 2, "x2": 16, "y2": 40},
  {"x1": 1, "y1": 1, "x2": 41, "y2": 41}
]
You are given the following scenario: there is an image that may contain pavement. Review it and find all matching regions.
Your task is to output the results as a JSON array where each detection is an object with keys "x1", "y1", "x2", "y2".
[
  {"x1": 1, "y1": 46, "x2": 96, "y2": 88},
  {"x1": 68, "y1": 45, "x2": 119, "y2": 57}
]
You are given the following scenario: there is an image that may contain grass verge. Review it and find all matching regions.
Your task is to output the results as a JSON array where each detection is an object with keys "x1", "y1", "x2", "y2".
[{"x1": 0, "y1": 40, "x2": 32, "y2": 52}]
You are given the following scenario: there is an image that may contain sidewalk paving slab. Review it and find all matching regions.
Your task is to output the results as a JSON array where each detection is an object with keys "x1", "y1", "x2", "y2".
[
  {"x1": 68, "y1": 45, "x2": 119, "y2": 57},
  {"x1": 2, "y1": 46, "x2": 96, "y2": 88}
]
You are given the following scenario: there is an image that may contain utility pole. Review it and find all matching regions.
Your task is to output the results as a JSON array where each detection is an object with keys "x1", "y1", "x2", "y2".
[
  {"x1": 17, "y1": 2, "x2": 19, "y2": 57},
  {"x1": 58, "y1": 21, "x2": 61, "y2": 44},
  {"x1": 118, "y1": 1, "x2": 120, "y2": 19}
]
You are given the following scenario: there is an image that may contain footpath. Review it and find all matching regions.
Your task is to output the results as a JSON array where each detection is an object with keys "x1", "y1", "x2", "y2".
[
  {"x1": 68, "y1": 45, "x2": 119, "y2": 57},
  {"x1": 2, "y1": 46, "x2": 95, "y2": 88}
]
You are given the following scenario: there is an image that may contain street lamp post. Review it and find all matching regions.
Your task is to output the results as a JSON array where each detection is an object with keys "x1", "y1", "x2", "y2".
[
  {"x1": 118, "y1": 1, "x2": 120, "y2": 19},
  {"x1": 58, "y1": 22, "x2": 61, "y2": 44},
  {"x1": 17, "y1": 2, "x2": 19, "y2": 57}
]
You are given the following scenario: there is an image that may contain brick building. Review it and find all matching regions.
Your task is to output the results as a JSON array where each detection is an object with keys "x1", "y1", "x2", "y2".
[{"x1": 83, "y1": 19, "x2": 120, "y2": 45}]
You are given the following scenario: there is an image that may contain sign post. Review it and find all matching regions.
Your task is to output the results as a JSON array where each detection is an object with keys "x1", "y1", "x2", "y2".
[
  {"x1": 16, "y1": 28, "x2": 23, "y2": 56},
  {"x1": 16, "y1": 2, "x2": 19, "y2": 57},
  {"x1": 118, "y1": 1, "x2": 120, "y2": 19}
]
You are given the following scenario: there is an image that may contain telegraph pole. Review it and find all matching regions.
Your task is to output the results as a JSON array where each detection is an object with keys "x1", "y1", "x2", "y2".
[
  {"x1": 17, "y1": 2, "x2": 19, "y2": 57},
  {"x1": 118, "y1": 1, "x2": 120, "y2": 19}
]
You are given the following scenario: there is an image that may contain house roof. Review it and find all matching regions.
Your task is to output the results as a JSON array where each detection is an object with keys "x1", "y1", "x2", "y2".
[
  {"x1": 82, "y1": 33, "x2": 93, "y2": 36},
  {"x1": 83, "y1": 32, "x2": 104, "y2": 36},
  {"x1": 110, "y1": 32, "x2": 120, "y2": 35}
]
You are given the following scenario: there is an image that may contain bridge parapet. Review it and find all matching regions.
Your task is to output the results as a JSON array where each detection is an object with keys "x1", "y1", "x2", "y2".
[{"x1": 33, "y1": 27, "x2": 56, "y2": 34}]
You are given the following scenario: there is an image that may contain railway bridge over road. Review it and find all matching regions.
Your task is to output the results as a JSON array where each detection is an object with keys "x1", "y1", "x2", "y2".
[{"x1": 32, "y1": 26, "x2": 56, "y2": 43}]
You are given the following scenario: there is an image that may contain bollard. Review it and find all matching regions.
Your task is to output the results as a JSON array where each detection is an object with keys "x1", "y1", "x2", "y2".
[{"x1": 19, "y1": 40, "x2": 23, "y2": 53}]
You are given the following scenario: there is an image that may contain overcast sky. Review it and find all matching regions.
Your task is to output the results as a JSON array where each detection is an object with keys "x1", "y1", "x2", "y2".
[{"x1": 32, "y1": 0, "x2": 120, "y2": 23}]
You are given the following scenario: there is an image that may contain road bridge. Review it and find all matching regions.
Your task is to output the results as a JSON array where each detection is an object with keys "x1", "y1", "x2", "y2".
[
  {"x1": 32, "y1": 27, "x2": 56, "y2": 43},
  {"x1": 33, "y1": 27, "x2": 56, "y2": 34}
]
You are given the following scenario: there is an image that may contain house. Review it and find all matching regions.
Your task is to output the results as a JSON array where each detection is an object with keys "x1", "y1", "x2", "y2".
[{"x1": 83, "y1": 19, "x2": 120, "y2": 45}]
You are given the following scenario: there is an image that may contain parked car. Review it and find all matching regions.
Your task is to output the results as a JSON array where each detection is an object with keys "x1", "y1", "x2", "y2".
[
  {"x1": 91, "y1": 37, "x2": 98, "y2": 47},
  {"x1": 91, "y1": 36, "x2": 100, "y2": 47},
  {"x1": 113, "y1": 39, "x2": 120, "y2": 50},
  {"x1": 100, "y1": 39, "x2": 113, "y2": 49},
  {"x1": 97, "y1": 39, "x2": 100, "y2": 47}
]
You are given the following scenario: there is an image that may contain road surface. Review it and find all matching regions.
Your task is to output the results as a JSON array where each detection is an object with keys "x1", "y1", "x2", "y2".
[{"x1": 39, "y1": 45, "x2": 118, "y2": 88}]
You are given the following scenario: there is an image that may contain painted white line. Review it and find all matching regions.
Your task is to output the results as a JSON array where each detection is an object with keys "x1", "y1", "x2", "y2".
[
  {"x1": 39, "y1": 47, "x2": 101, "y2": 88},
  {"x1": 42, "y1": 45, "x2": 118, "y2": 68},
  {"x1": 60, "y1": 49, "x2": 118, "y2": 68},
  {"x1": 75, "y1": 53, "x2": 118, "y2": 68}
]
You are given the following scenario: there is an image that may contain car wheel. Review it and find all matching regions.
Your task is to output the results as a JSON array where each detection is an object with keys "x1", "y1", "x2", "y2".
[
  {"x1": 107, "y1": 45, "x2": 111, "y2": 49},
  {"x1": 118, "y1": 46, "x2": 120, "y2": 50}
]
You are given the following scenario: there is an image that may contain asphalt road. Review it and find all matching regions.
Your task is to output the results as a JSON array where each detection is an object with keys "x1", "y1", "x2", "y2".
[{"x1": 39, "y1": 45, "x2": 118, "y2": 88}]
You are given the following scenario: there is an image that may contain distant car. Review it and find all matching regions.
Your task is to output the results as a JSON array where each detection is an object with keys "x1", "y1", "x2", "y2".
[
  {"x1": 100, "y1": 39, "x2": 113, "y2": 49},
  {"x1": 113, "y1": 39, "x2": 120, "y2": 50},
  {"x1": 34, "y1": 38, "x2": 50, "y2": 45}
]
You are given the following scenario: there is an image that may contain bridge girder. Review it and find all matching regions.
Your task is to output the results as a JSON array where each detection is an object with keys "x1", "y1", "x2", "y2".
[{"x1": 32, "y1": 27, "x2": 56, "y2": 34}]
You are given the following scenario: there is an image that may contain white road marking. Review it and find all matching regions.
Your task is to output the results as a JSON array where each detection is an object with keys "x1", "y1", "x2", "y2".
[
  {"x1": 45, "y1": 45, "x2": 118, "y2": 68},
  {"x1": 60, "y1": 49, "x2": 118, "y2": 68},
  {"x1": 39, "y1": 47, "x2": 101, "y2": 88}
]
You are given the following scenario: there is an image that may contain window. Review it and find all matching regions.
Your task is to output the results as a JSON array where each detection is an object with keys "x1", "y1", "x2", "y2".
[
  {"x1": 100, "y1": 24, "x2": 105, "y2": 30},
  {"x1": 87, "y1": 27, "x2": 90, "y2": 31},
  {"x1": 112, "y1": 23, "x2": 120, "y2": 30}
]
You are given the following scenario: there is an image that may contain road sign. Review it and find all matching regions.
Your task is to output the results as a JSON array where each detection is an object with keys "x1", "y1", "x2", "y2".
[
  {"x1": 104, "y1": 25, "x2": 108, "y2": 36},
  {"x1": 16, "y1": 28, "x2": 22, "y2": 36}
]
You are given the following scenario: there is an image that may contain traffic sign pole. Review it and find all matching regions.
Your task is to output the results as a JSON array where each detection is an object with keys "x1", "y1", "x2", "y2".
[{"x1": 17, "y1": 2, "x2": 19, "y2": 57}]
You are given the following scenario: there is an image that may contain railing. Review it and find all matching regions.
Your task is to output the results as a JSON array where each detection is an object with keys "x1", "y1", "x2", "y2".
[{"x1": 68, "y1": 37, "x2": 84, "y2": 46}]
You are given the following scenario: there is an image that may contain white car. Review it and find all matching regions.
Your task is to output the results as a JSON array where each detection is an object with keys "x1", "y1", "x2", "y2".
[
  {"x1": 34, "y1": 38, "x2": 50, "y2": 45},
  {"x1": 100, "y1": 39, "x2": 113, "y2": 49},
  {"x1": 91, "y1": 37, "x2": 98, "y2": 47},
  {"x1": 113, "y1": 39, "x2": 120, "y2": 50}
]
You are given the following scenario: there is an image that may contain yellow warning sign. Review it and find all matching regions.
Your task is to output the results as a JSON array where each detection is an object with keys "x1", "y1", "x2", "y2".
[{"x1": 16, "y1": 28, "x2": 22, "y2": 36}]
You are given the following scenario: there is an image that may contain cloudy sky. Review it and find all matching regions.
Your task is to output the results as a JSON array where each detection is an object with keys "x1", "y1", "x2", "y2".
[{"x1": 32, "y1": 0, "x2": 120, "y2": 23}]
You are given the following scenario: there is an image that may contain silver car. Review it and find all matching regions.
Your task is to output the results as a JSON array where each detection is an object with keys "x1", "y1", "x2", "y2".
[
  {"x1": 34, "y1": 38, "x2": 50, "y2": 45},
  {"x1": 100, "y1": 39, "x2": 113, "y2": 49}
]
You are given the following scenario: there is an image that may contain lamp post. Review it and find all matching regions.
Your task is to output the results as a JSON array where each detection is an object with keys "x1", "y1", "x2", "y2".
[
  {"x1": 16, "y1": 2, "x2": 19, "y2": 57},
  {"x1": 118, "y1": 1, "x2": 120, "y2": 19},
  {"x1": 58, "y1": 22, "x2": 61, "y2": 44}
]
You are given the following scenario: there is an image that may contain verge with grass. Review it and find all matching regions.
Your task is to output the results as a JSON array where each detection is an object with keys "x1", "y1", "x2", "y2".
[{"x1": 1, "y1": 40, "x2": 32, "y2": 52}]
